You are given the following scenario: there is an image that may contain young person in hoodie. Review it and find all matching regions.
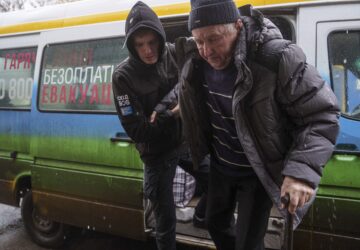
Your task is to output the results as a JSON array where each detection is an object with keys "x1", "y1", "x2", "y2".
[
  {"x1": 112, "y1": 2, "x2": 207, "y2": 249},
  {"x1": 174, "y1": 0, "x2": 340, "y2": 249}
]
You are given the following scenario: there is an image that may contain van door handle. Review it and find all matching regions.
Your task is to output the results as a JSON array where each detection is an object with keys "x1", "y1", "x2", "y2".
[
  {"x1": 110, "y1": 133, "x2": 133, "y2": 143},
  {"x1": 10, "y1": 151, "x2": 18, "y2": 160},
  {"x1": 333, "y1": 150, "x2": 360, "y2": 156}
]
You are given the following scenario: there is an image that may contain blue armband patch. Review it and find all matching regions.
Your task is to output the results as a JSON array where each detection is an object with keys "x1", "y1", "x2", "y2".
[{"x1": 121, "y1": 106, "x2": 134, "y2": 116}]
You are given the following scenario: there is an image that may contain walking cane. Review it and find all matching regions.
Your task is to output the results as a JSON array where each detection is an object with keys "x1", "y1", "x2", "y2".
[{"x1": 281, "y1": 194, "x2": 293, "y2": 250}]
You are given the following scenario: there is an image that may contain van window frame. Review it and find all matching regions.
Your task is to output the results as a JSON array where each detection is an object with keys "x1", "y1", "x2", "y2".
[
  {"x1": 328, "y1": 29, "x2": 360, "y2": 122},
  {"x1": 37, "y1": 36, "x2": 126, "y2": 115}
]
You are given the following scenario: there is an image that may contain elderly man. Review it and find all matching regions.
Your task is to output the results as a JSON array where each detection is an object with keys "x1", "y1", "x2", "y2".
[{"x1": 176, "y1": 0, "x2": 340, "y2": 249}]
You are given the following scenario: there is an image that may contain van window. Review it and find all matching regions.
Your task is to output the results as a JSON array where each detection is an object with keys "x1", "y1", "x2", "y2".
[
  {"x1": 329, "y1": 30, "x2": 360, "y2": 120},
  {"x1": 0, "y1": 47, "x2": 36, "y2": 109},
  {"x1": 38, "y1": 38, "x2": 127, "y2": 112},
  {"x1": 163, "y1": 18, "x2": 190, "y2": 43}
]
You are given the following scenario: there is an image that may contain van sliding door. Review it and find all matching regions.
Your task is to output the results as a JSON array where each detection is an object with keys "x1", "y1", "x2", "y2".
[{"x1": 316, "y1": 19, "x2": 360, "y2": 249}]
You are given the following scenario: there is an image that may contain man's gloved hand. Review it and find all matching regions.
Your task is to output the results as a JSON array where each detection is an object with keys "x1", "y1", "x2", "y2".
[{"x1": 150, "y1": 104, "x2": 180, "y2": 123}]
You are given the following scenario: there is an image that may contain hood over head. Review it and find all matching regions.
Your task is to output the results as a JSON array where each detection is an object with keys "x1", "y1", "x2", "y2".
[{"x1": 125, "y1": 1, "x2": 166, "y2": 61}]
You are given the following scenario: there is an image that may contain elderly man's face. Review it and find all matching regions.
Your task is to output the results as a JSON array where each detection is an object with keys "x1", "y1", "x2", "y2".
[{"x1": 192, "y1": 20, "x2": 241, "y2": 70}]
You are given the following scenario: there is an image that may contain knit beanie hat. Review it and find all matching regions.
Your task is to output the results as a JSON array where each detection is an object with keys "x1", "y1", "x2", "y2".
[{"x1": 188, "y1": 0, "x2": 240, "y2": 31}]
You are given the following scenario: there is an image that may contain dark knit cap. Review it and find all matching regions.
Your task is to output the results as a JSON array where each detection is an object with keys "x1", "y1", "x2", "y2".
[{"x1": 188, "y1": 0, "x2": 241, "y2": 31}]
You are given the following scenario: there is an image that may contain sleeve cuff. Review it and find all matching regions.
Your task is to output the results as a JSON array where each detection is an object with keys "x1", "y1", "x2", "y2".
[{"x1": 282, "y1": 161, "x2": 321, "y2": 189}]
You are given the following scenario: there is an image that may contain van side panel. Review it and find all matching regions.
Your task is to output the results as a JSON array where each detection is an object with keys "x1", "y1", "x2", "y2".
[{"x1": 0, "y1": 39, "x2": 38, "y2": 205}]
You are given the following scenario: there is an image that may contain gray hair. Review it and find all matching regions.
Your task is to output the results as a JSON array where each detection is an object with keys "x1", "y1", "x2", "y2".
[{"x1": 222, "y1": 23, "x2": 238, "y2": 34}]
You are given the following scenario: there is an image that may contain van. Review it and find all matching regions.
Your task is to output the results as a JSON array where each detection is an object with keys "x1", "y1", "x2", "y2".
[{"x1": 0, "y1": 0, "x2": 359, "y2": 249}]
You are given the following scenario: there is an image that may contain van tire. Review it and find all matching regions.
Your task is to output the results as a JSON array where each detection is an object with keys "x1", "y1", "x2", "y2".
[{"x1": 21, "y1": 190, "x2": 67, "y2": 248}]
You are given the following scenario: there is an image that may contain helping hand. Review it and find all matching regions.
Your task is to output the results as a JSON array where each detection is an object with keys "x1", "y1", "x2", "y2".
[{"x1": 150, "y1": 104, "x2": 180, "y2": 123}]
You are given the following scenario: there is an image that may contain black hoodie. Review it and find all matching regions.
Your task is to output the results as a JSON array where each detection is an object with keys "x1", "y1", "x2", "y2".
[{"x1": 112, "y1": 1, "x2": 183, "y2": 165}]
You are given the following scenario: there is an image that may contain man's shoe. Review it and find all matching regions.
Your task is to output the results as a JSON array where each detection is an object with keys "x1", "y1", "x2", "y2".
[{"x1": 193, "y1": 214, "x2": 207, "y2": 229}]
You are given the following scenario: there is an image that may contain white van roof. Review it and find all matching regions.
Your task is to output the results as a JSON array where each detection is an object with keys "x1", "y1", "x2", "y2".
[
  {"x1": 0, "y1": 0, "x2": 356, "y2": 36},
  {"x1": 1, "y1": 0, "x2": 185, "y2": 27}
]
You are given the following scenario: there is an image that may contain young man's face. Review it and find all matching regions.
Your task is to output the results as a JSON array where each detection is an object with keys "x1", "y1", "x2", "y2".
[
  {"x1": 133, "y1": 29, "x2": 160, "y2": 65},
  {"x1": 192, "y1": 21, "x2": 241, "y2": 70}
]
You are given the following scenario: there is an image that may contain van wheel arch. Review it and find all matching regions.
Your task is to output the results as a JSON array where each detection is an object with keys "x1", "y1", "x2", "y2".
[
  {"x1": 21, "y1": 190, "x2": 68, "y2": 248},
  {"x1": 15, "y1": 176, "x2": 31, "y2": 206}
]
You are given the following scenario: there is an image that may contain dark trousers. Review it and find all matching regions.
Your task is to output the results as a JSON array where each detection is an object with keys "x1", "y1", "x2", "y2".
[
  {"x1": 206, "y1": 164, "x2": 273, "y2": 250},
  {"x1": 144, "y1": 156, "x2": 178, "y2": 250}
]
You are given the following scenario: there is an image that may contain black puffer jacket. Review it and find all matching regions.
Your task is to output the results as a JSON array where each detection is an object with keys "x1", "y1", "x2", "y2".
[
  {"x1": 112, "y1": 1, "x2": 182, "y2": 165},
  {"x1": 177, "y1": 9, "x2": 340, "y2": 226}
]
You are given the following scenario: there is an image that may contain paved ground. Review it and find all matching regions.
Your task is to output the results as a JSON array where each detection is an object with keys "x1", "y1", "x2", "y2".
[
  {"x1": 0, "y1": 204, "x2": 47, "y2": 250},
  {"x1": 0, "y1": 204, "x2": 207, "y2": 250}
]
